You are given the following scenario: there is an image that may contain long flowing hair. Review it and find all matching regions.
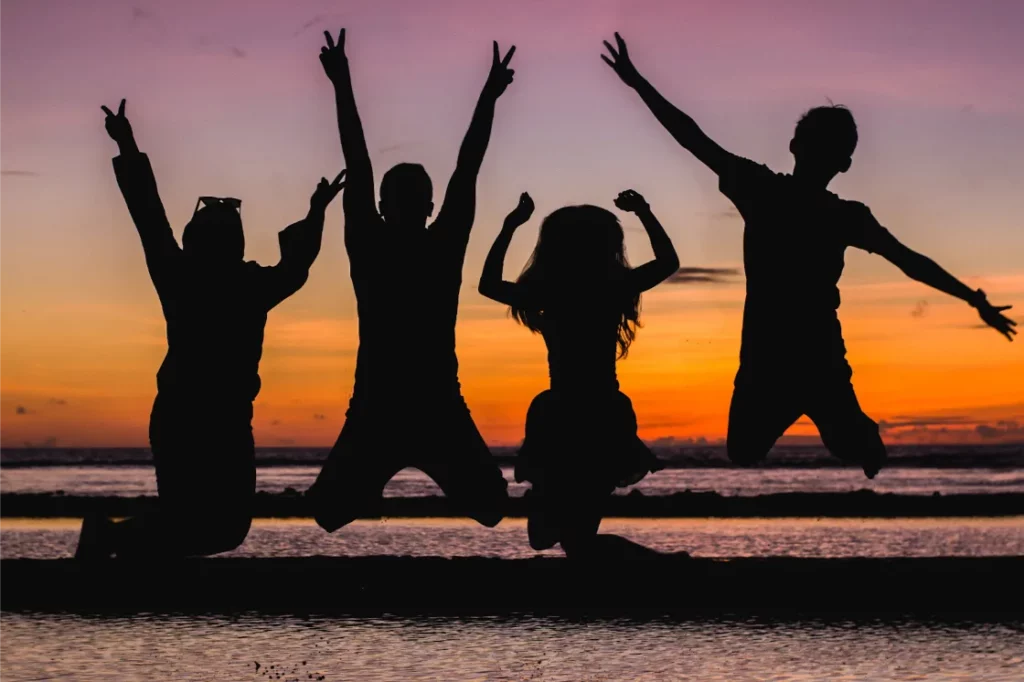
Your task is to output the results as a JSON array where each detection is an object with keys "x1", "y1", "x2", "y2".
[{"x1": 511, "y1": 205, "x2": 641, "y2": 358}]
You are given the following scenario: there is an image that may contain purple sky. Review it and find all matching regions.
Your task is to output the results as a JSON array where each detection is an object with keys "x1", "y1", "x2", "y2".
[{"x1": 2, "y1": 0, "x2": 1022, "y2": 445}]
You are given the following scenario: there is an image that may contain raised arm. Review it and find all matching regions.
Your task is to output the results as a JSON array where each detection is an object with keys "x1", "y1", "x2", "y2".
[
  {"x1": 262, "y1": 171, "x2": 346, "y2": 310},
  {"x1": 875, "y1": 236, "x2": 1016, "y2": 341},
  {"x1": 478, "y1": 192, "x2": 534, "y2": 307},
  {"x1": 320, "y1": 29, "x2": 375, "y2": 221},
  {"x1": 602, "y1": 33, "x2": 735, "y2": 176},
  {"x1": 433, "y1": 42, "x2": 516, "y2": 237},
  {"x1": 848, "y1": 204, "x2": 1017, "y2": 342},
  {"x1": 615, "y1": 190, "x2": 680, "y2": 293},
  {"x1": 103, "y1": 99, "x2": 181, "y2": 294}
]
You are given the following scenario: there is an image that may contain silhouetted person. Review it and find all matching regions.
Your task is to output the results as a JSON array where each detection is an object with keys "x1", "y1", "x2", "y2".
[
  {"x1": 479, "y1": 190, "x2": 680, "y2": 558},
  {"x1": 602, "y1": 33, "x2": 1017, "y2": 478},
  {"x1": 305, "y1": 30, "x2": 514, "y2": 530},
  {"x1": 75, "y1": 99, "x2": 344, "y2": 559}
]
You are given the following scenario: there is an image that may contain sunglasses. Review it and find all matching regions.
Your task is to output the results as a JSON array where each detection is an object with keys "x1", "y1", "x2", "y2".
[{"x1": 193, "y1": 196, "x2": 242, "y2": 218}]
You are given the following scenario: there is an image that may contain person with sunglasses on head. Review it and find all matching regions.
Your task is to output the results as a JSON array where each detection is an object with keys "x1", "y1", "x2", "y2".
[
  {"x1": 305, "y1": 30, "x2": 514, "y2": 532},
  {"x1": 75, "y1": 99, "x2": 345, "y2": 559}
]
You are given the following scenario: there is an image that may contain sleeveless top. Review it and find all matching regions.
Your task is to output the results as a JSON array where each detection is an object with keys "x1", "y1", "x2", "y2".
[{"x1": 534, "y1": 283, "x2": 629, "y2": 394}]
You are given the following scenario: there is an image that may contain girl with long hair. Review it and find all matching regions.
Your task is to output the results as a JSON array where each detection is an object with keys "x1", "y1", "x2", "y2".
[{"x1": 479, "y1": 190, "x2": 679, "y2": 557}]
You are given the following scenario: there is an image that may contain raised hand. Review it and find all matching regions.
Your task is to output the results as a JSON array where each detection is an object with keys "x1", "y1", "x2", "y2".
[
  {"x1": 100, "y1": 99, "x2": 135, "y2": 147},
  {"x1": 504, "y1": 192, "x2": 534, "y2": 228},
  {"x1": 974, "y1": 291, "x2": 1017, "y2": 341},
  {"x1": 614, "y1": 189, "x2": 649, "y2": 214},
  {"x1": 311, "y1": 170, "x2": 346, "y2": 210},
  {"x1": 319, "y1": 29, "x2": 348, "y2": 82},
  {"x1": 601, "y1": 32, "x2": 642, "y2": 88},
  {"x1": 483, "y1": 41, "x2": 516, "y2": 99}
]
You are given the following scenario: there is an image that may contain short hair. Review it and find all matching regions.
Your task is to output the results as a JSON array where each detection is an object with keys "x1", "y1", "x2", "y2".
[
  {"x1": 379, "y1": 163, "x2": 432, "y2": 207},
  {"x1": 794, "y1": 105, "x2": 858, "y2": 161}
]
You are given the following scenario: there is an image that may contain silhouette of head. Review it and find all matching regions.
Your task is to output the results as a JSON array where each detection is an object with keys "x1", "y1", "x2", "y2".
[
  {"x1": 789, "y1": 105, "x2": 858, "y2": 177},
  {"x1": 379, "y1": 163, "x2": 434, "y2": 227},
  {"x1": 182, "y1": 201, "x2": 244, "y2": 264},
  {"x1": 513, "y1": 205, "x2": 640, "y2": 357}
]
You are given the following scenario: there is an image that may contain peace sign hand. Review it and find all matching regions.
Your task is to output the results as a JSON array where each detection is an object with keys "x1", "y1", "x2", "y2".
[
  {"x1": 483, "y1": 41, "x2": 516, "y2": 100},
  {"x1": 100, "y1": 99, "x2": 135, "y2": 147},
  {"x1": 319, "y1": 29, "x2": 348, "y2": 83},
  {"x1": 311, "y1": 170, "x2": 347, "y2": 210}
]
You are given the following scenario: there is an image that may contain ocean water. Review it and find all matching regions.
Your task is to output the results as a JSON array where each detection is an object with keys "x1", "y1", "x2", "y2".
[
  {"x1": 4, "y1": 464, "x2": 1024, "y2": 498},
  {"x1": 4, "y1": 448, "x2": 1022, "y2": 681},
  {"x1": 2, "y1": 611, "x2": 1022, "y2": 681},
  {"x1": 3, "y1": 517, "x2": 1023, "y2": 560}
]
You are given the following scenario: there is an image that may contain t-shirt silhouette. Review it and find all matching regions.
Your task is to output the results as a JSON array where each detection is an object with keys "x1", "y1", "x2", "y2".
[
  {"x1": 113, "y1": 153, "x2": 320, "y2": 406},
  {"x1": 719, "y1": 156, "x2": 894, "y2": 374},
  {"x1": 344, "y1": 206, "x2": 472, "y2": 406}
]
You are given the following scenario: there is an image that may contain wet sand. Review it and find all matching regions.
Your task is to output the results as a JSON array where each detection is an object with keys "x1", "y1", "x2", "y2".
[
  {"x1": 3, "y1": 555, "x2": 1022, "y2": 616},
  {"x1": 3, "y1": 490, "x2": 1022, "y2": 518}
]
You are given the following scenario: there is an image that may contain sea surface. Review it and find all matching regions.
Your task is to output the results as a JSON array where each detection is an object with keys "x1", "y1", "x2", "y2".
[
  {"x1": 3, "y1": 517, "x2": 1023, "y2": 560},
  {"x1": 5, "y1": 464, "x2": 1024, "y2": 498},
  {"x1": 4, "y1": 444, "x2": 1022, "y2": 499},
  {"x1": 2, "y1": 611, "x2": 1022, "y2": 681},
  {"x1": 3, "y1": 446, "x2": 1023, "y2": 681}
]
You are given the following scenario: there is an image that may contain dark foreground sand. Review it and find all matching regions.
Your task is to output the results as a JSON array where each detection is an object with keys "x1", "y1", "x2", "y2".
[
  {"x1": 3, "y1": 556, "x2": 1021, "y2": 617},
  {"x1": 3, "y1": 491, "x2": 1022, "y2": 518}
]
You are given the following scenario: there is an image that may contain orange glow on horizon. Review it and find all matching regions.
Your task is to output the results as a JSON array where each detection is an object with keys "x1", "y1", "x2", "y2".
[
  {"x1": 3, "y1": 274, "x2": 1021, "y2": 448},
  {"x1": 3, "y1": 1, "x2": 1023, "y2": 449}
]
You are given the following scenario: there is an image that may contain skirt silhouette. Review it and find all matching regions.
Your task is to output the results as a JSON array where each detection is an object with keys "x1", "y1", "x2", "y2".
[{"x1": 515, "y1": 389, "x2": 663, "y2": 549}]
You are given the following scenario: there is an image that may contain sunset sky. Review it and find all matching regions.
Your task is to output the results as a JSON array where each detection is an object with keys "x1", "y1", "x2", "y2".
[{"x1": 2, "y1": 0, "x2": 1022, "y2": 448}]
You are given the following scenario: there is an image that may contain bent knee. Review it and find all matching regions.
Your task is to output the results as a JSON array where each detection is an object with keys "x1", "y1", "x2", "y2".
[
  {"x1": 473, "y1": 509, "x2": 504, "y2": 529},
  {"x1": 527, "y1": 518, "x2": 559, "y2": 551},
  {"x1": 467, "y1": 490, "x2": 508, "y2": 528},
  {"x1": 726, "y1": 439, "x2": 769, "y2": 467},
  {"x1": 204, "y1": 514, "x2": 252, "y2": 553},
  {"x1": 559, "y1": 533, "x2": 597, "y2": 559},
  {"x1": 529, "y1": 531, "x2": 558, "y2": 551},
  {"x1": 175, "y1": 513, "x2": 251, "y2": 556},
  {"x1": 306, "y1": 482, "x2": 373, "y2": 532},
  {"x1": 446, "y1": 472, "x2": 509, "y2": 528},
  {"x1": 308, "y1": 494, "x2": 362, "y2": 533}
]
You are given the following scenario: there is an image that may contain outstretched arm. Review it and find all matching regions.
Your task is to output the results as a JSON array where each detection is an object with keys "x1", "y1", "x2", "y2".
[
  {"x1": 616, "y1": 190, "x2": 680, "y2": 293},
  {"x1": 263, "y1": 171, "x2": 346, "y2": 310},
  {"x1": 434, "y1": 42, "x2": 516, "y2": 238},
  {"x1": 103, "y1": 99, "x2": 181, "y2": 294},
  {"x1": 320, "y1": 29, "x2": 376, "y2": 222},
  {"x1": 871, "y1": 227, "x2": 1016, "y2": 341},
  {"x1": 478, "y1": 192, "x2": 534, "y2": 307},
  {"x1": 602, "y1": 33, "x2": 735, "y2": 176}
]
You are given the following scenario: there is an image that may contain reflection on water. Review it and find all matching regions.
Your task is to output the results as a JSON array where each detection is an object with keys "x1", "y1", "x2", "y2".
[
  {"x1": 2, "y1": 611, "x2": 1022, "y2": 681},
  {"x1": 3, "y1": 465, "x2": 1023, "y2": 497},
  {"x1": 3, "y1": 517, "x2": 1023, "y2": 560}
]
